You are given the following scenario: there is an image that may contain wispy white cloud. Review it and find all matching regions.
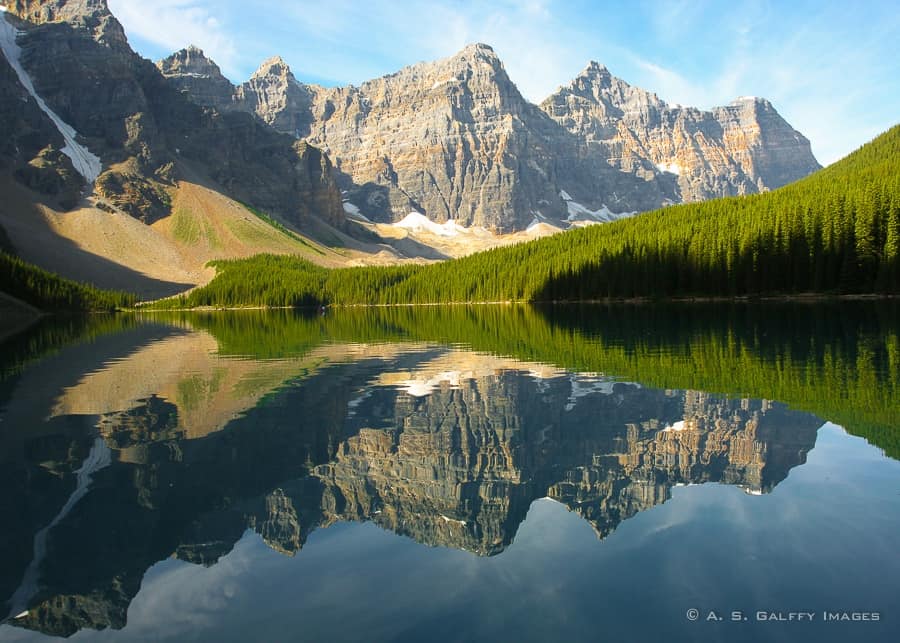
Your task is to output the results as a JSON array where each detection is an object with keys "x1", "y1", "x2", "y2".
[
  {"x1": 268, "y1": 0, "x2": 594, "y2": 101},
  {"x1": 617, "y1": 2, "x2": 900, "y2": 164},
  {"x1": 107, "y1": 0, "x2": 239, "y2": 76}
]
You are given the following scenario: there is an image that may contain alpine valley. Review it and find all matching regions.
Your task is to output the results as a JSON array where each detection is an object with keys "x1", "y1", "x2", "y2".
[
  {"x1": 0, "y1": 0, "x2": 854, "y2": 310},
  {"x1": 2, "y1": 3, "x2": 900, "y2": 642}
]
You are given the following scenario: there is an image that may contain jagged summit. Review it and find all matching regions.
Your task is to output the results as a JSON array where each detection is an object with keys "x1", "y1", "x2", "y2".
[
  {"x1": 252, "y1": 55, "x2": 294, "y2": 79},
  {"x1": 5, "y1": 0, "x2": 128, "y2": 49},
  {"x1": 580, "y1": 60, "x2": 610, "y2": 76},
  {"x1": 542, "y1": 63, "x2": 820, "y2": 201},
  {"x1": 729, "y1": 95, "x2": 772, "y2": 108},
  {"x1": 450, "y1": 42, "x2": 502, "y2": 67},
  {"x1": 157, "y1": 45, "x2": 224, "y2": 78},
  {"x1": 458, "y1": 42, "x2": 496, "y2": 56},
  {"x1": 157, "y1": 45, "x2": 235, "y2": 111}
]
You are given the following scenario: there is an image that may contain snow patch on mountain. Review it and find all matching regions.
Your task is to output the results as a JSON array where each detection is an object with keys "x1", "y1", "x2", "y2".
[
  {"x1": 397, "y1": 371, "x2": 464, "y2": 397},
  {"x1": 565, "y1": 200, "x2": 636, "y2": 224},
  {"x1": 342, "y1": 201, "x2": 371, "y2": 222},
  {"x1": 393, "y1": 211, "x2": 492, "y2": 238},
  {"x1": 662, "y1": 420, "x2": 687, "y2": 432},
  {"x1": 656, "y1": 161, "x2": 682, "y2": 176},
  {"x1": 0, "y1": 14, "x2": 102, "y2": 183},
  {"x1": 564, "y1": 375, "x2": 640, "y2": 412},
  {"x1": 5, "y1": 437, "x2": 111, "y2": 621}
]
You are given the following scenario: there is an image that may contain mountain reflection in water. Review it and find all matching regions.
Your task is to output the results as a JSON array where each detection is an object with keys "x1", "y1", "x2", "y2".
[{"x1": 0, "y1": 303, "x2": 897, "y2": 640}]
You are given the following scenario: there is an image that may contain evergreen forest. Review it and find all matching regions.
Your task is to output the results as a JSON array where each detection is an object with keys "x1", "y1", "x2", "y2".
[{"x1": 0, "y1": 251, "x2": 136, "y2": 312}]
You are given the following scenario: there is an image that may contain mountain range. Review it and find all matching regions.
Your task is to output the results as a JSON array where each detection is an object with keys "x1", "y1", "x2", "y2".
[
  {"x1": 160, "y1": 43, "x2": 820, "y2": 232},
  {"x1": 0, "y1": 0, "x2": 821, "y2": 298}
]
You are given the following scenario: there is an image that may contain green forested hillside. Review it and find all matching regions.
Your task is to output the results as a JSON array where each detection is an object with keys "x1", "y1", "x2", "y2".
[
  {"x1": 0, "y1": 252, "x2": 136, "y2": 312},
  {"x1": 156, "y1": 125, "x2": 900, "y2": 308}
]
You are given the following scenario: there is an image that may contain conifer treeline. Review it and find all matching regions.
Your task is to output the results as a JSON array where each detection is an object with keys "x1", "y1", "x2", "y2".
[
  {"x1": 158, "y1": 123, "x2": 899, "y2": 308},
  {"x1": 0, "y1": 252, "x2": 135, "y2": 312}
]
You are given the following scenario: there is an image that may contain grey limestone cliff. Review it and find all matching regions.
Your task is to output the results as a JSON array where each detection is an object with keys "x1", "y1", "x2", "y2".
[
  {"x1": 161, "y1": 44, "x2": 820, "y2": 232},
  {"x1": 161, "y1": 44, "x2": 675, "y2": 232},
  {"x1": 541, "y1": 62, "x2": 821, "y2": 202}
]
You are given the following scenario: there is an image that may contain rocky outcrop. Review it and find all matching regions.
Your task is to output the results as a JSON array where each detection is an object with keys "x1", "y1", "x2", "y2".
[
  {"x1": 235, "y1": 55, "x2": 317, "y2": 137},
  {"x1": 6, "y1": 0, "x2": 129, "y2": 51},
  {"x1": 541, "y1": 62, "x2": 820, "y2": 202},
  {"x1": 14, "y1": 145, "x2": 82, "y2": 208},
  {"x1": 0, "y1": 1, "x2": 344, "y2": 228},
  {"x1": 712, "y1": 97, "x2": 821, "y2": 190},
  {"x1": 154, "y1": 44, "x2": 234, "y2": 111}
]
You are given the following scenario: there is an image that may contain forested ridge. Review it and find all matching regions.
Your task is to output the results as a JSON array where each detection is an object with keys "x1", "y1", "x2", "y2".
[{"x1": 154, "y1": 124, "x2": 900, "y2": 309}]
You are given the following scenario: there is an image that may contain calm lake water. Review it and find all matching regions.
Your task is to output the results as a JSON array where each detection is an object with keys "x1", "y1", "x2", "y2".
[{"x1": 0, "y1": 303, "x2": 898, "y2": 642}]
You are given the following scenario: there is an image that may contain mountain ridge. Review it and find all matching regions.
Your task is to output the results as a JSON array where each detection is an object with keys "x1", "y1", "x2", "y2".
[{"x1": 160, "y1": 41, "x2": 820, "y2": 231}]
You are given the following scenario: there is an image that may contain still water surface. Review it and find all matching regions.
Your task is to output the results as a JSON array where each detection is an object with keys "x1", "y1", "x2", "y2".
[{"x1": 0, "y1": 303, "x2": 898, "y2": 642}]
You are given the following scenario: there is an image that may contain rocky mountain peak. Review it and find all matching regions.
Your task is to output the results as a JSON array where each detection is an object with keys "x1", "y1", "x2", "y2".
[
  {"x1": 155, "y1": 32, "x2": 820, "y2": 234},
  {"x1": 579, "y1": 60, "x2": 611, "y2": 79},
  {"x1": 552, "y1": 61, "x2": 646, "y2": 112},
  {"x1": 451, "y1": 42, "x2": 502, "y2": 70},
  {"x1": 726, "y1": 95, "x2": 775, "y2": 113},
  {"x1": 157, "y1": 45, "x2": 225, "y2": 80},
  {"x1": 458, "y1": 42, "x2": 496, "y2": 57},
  {"x1": 4, "y1": 0, "x2": 128, "y2": 50},
  {"x1": 252, "y1": 55, "x2": 294, "y2": 80},
  {"x1": 542, "y1": 64, "x2": 820, "y2": 203},
  {"x1": 157, "y1": 46, "x2": 236, "y2": 111}
]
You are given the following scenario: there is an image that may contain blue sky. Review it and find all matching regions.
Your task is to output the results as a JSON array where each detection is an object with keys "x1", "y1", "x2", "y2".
[{"x1": 106, "y1": 0, "x2": 899, "y2": 165}]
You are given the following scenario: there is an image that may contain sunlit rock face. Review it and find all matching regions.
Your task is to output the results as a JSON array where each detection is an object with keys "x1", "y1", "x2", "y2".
[
  {"x1": 541, "y1": 63, "x2": 820, "y2": 203},
  {"x1": 163, "y1": 44, "x2": 818, "y2": 232},
  {"x1": 164, "y1": 43, "x2": 638, "y2": 232}
]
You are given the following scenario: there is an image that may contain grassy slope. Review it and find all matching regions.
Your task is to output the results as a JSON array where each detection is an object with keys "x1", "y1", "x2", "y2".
[{"x1": 0, "y1": 174, "x2": 353, "y2": 302}]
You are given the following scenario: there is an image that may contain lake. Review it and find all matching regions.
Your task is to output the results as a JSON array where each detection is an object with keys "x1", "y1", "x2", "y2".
[{"x1": 0, "y1": 302, "x2": 898, "y2": 642}]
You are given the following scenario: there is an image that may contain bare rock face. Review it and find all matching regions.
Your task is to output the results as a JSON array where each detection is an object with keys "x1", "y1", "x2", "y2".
[
  {"x1": 168, "y1": 45, "x2": 671, "y2": 232},
  {"x1": 304, "y1": 44, "x2": 576, "y2": 231},
  {"x1": 1, "y1": 1, "x2": 344, "y2": 228},
  {"x1": 712, "y1": 97, "x2": 821, "y2": 190},
  {"x1": 6, "y1": 0, "x2": 129, "y2": 51},
  {"x1": 15, "y1": 145, "x2": 83, "y2": 209},
  {"x1": 155, "y1": 45, "x2": 234, "y2": 112},
  {"x1": 541, "y1": 62, "x2": 821, "y2": 202},
  {"x1": 235, "y1": 55, "x2": 316, "y2": 137},
  {"x1": 171, "y1": 46, "x2": 818, "y2": 232}
]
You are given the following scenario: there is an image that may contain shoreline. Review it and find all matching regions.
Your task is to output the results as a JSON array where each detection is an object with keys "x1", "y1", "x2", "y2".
[{"x1": 132, "y1": 292, "x2": 900, "y2": 313}]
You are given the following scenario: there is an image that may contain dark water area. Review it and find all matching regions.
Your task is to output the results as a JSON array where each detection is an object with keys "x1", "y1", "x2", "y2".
[{"x1": 0, "y1": 302, "x2": 898, "y2": 642}]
